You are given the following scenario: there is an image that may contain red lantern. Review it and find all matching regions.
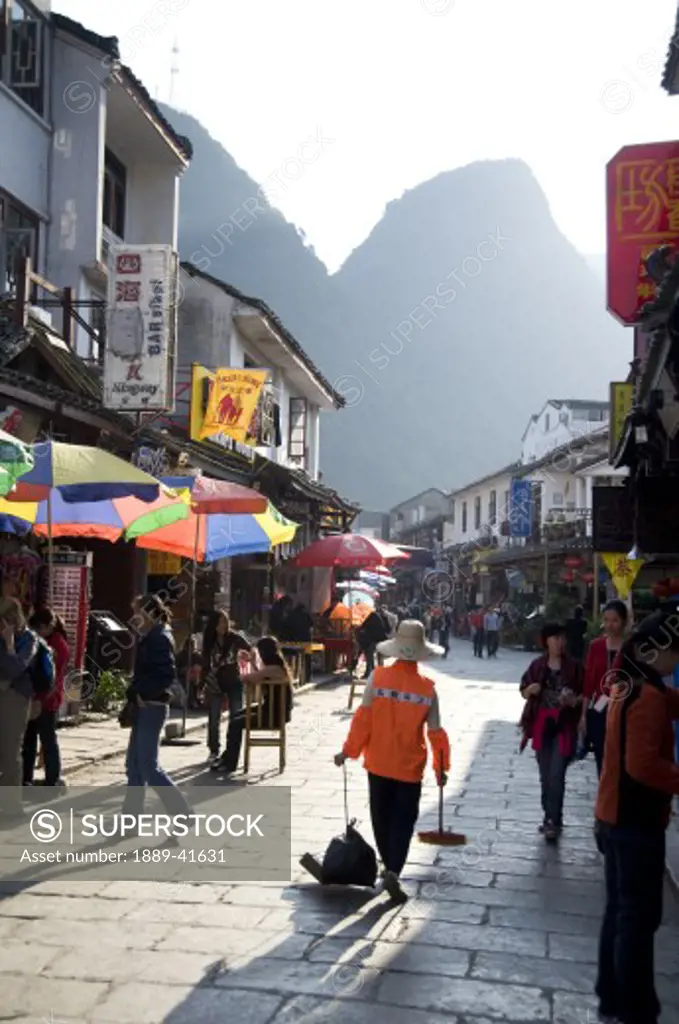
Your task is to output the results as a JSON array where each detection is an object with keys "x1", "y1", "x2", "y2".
[
  {"x1": 653, "y1": 581, "x2": 671, "y2": 599},
  {"x1": 561, "y1": 569, "x2": 575, "y2": 583},
  {"x1": 580, "y1": 572, "x2": 595, "y2": 584},
  {"x1": 564, "y1": 556, "x2": 583, "y2": 569},
  {"x1": 669, "y1": 578, "x2": 679, "y2": 595}
]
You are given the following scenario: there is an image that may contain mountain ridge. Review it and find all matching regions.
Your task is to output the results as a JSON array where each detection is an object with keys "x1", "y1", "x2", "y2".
[{"x1": 164, "y1": 106, "x2": 627, "y2": 508}]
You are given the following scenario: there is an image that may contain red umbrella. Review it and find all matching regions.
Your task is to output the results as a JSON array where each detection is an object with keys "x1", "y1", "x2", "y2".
[{"x1": 291, "y1": 534, "x2": 410, "y2": 568}]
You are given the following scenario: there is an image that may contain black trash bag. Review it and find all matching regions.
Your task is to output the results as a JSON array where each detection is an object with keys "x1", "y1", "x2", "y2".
[{"x1": 321, "y1": 821, "x2": 378, "y2": 887}]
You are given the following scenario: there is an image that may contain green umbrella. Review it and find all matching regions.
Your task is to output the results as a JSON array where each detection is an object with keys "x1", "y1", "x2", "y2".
[{"x1": 0, "y1": 429, "x2": 35, "y2": 498}]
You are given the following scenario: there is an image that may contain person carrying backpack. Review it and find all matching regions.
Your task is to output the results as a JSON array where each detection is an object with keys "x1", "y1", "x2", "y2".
[
  {"x1": 23, "y1": 608, "x2": 67, "y2": 787},
  {"x1": 0, "y1": 597, "x2": 42, "y2": 817}
]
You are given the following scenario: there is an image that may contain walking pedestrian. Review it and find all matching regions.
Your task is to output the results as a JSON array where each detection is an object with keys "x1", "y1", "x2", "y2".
[
  {"x1": 202, "y1": 610, "x2": 253, "y2": 772},
  {"x1": 439, "y1": 606, "x2": 452, "y2": 658},
  {"x1": 122, "y1": 595, "x2": 190, "y2": 822},
  {"x1": 565, "y1": 605, "x2": 588, "y2": 662},
  {"x1": 354, "y1": 603, "x2": 390, "y2": 678},
  {"x1": 595, "y1": 609, "x2": 679, "y2": 1024},
  {"x1": 484, "y1": 607, "x2": 500, "y2": 658},
  {"x1": 23, "y1": 608, "x2": 70, "y2": 787},
  {"x1": 0, "y1": 597, "x2": 40, "y2": 818},
  {"x1": 579, "y1": 599, "x2": 628, "y2": 777},
  {"x1": 334, "y1": 619, "x2": 450, "y2": 905},
  {"x1": 519, "y1": 622, "x2": 583, "y2": 842},
  {"x1": 471, "y1": 608, "x2": 485, "y2": 657}
]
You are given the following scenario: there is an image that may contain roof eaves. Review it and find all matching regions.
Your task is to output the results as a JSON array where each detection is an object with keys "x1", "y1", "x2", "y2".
[
  {"x1": 180, "y1": 262, "x2": 342, "y2": 407},
  {"x1": 449, "y1": 460, "x2": 521, "y2": 497},
  {"x1": 51, "y1": 13, "x2": 192, "y2": 162}
]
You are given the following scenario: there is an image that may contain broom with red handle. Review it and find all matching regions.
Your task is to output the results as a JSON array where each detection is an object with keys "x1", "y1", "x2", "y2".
[{"x1": 418, "y1": 750, "x2": 467, "y2": 846}]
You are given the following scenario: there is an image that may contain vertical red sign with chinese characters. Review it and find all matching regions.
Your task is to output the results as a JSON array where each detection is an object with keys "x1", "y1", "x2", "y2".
[{"x1": 606, "y1": 141, "x2": 679, "y2": 325}]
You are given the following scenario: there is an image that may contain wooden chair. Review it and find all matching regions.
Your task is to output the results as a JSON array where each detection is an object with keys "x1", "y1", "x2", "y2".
[{"x1": 243, "y1": 679, "x2": 289, "y2": 774}]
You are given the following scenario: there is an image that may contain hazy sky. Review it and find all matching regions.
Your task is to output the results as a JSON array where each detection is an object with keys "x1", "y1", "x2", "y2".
[{"x1": 54, "y1": 0, "x2": 679, "y2": 271}]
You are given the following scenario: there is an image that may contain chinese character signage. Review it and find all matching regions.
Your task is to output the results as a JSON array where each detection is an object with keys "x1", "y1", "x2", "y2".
[
  {"x1": 509, "y1": 478, "x2": 533, "y2": 538},
  {"x1": 104, "y1": 245, "x2": 177, "y2": 411},
  {"x1": 199, "y1": 368, "x2": 267, "y2": 444},
  {"x1": 601, "y1": 552, "x2": 644, "y2": 600},
  {"x1": 609, "y1": 382, "x2": 633, "y2": 460},
  {"x1": 147, "y1": 551, "x2": 182, "y2": 575},
  {"x1": 606, "y1": 141, "x2": 679, "y2": 325}
]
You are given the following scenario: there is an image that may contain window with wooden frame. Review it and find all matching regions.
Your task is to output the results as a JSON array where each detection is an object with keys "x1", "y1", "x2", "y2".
[
  {"x1": 488, "y1": 489, "x2": 497, "y2": 525},
  {"x1": 102, "y1": 148, "x2": 127, "y2": 239},
  {"x1": 474, "y1": 495, "x2": 481, "y2": 529},
  {"x1": 0, "y1": 190, "x2": 39, "y2": 294},
  {"x1": 461, "y1": 501, "x2": 467, "y2": 534},
  {"x1": 288, "y1": 397, "x2": 308, "y2": 468},
  {"x1": 0, "y1": 1, "x2": 44, "y2": 115}
]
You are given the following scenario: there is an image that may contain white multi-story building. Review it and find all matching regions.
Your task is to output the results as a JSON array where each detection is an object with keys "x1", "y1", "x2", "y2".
[
  {"x1": 174, "y1": 263, "x2": 343, "y2": 481},
  {"x1": 0, "y1": 6, "x2": 190, "y2": 356},
  {"x1": 521, "y1": 399, "x2": 609, "y2": 463}
]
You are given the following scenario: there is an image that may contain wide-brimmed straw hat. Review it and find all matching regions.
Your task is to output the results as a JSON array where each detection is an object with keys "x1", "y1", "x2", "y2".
[{"x1": 377, "y1": 619, "x2": 444, "y2": 662}]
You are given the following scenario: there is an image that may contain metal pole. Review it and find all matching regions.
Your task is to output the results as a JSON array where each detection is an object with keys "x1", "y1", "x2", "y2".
[
  {"x1": 183, "y1": 513, "x2": 199, "y2": 737},
  {"x1": 543, "y1": 548, "x2": 549, "y2": 611},
  {"x1": 593, "y1": 552, "x2": 600, "y2": 623},
  {"x1": 47, "y1": 489, "x2": 54, "y2": 605}
]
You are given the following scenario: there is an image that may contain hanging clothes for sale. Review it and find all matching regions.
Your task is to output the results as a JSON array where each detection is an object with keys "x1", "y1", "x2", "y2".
[{"x1": 0, "y1": 539, "x2": 43, "y2": 614}]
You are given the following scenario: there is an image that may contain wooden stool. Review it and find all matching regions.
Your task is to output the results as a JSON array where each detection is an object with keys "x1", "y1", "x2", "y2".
[
  {"x1": 243, "y1": 680, "x2": 289, "y2": 774},
  {"x1": 347, "y1": 674, "x2": 365, "y2": 711}
]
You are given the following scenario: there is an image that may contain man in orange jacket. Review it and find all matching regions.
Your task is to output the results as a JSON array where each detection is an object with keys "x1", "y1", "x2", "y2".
[{"x1": 335, "y1": 619, "x2": 450, "y2": 904}]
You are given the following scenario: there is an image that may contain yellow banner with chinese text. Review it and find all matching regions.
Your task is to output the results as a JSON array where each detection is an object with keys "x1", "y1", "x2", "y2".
[
  {"x1": 602, "y1": 552, "x2": 644, "y2": 600},
  {"x1": 199, "y1": 368, "x2": 267, "y2": 444},
  {"x1": 147, "y1": 551, "x2": 182, "y2": 575},
  {"x1": 609, "y1": 382, "x2": 633, "y2": 460}
]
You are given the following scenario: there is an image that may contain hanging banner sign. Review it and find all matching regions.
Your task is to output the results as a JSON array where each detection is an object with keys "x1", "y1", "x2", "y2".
[
  {"x1": 609, "y1": 382, "x2": 634, "y2": 460},
  {"x1": 602, "y1": 552, "x2": 644, "y2": 599},
  {"x1": 200, "y1": 368, "x2": 267, "y2": 443},
  {"x1": 606, "y1": 141, "x2": 679, "y2": 325},
  {"x1": 147, "y1": 550, "x2": 182, "y2": 575},
  {"x1": 104, "y1": 245, "x2": 177, "y2": 411},
  {"x1": 509, "y1": 478, "x2": 533, "y2": 538}
]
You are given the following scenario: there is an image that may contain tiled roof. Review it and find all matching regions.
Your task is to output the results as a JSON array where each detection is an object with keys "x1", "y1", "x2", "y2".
[
  {"x1": 180, "y1": 263, "x2": 344, "y2": 408},
  {"x1": 51, "y1": 13, "x2": 192, "y2": 161}
]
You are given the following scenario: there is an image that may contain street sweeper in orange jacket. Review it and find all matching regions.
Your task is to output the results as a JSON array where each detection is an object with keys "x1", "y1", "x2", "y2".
[{"x1": 335, "y1": 619, "x2": 450, "y2": 903}]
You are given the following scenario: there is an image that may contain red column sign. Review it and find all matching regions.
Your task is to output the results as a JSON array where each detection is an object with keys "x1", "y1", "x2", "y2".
[{"x1": 606, "y1": 141, "x2": 679, "y2": 325}]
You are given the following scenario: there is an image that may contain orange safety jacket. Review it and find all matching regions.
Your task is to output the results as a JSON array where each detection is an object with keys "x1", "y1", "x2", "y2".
[{"x1": 343, "y1": 661, "x2": 451, "y2": 784}]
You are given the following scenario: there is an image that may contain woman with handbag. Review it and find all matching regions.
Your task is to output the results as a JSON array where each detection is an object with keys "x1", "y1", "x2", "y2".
[
  {"x1": 23, "y1": 608, "x2": 70, "y2": 787},
  {"x1": 202, "y1": 610, "x2": 254, "y2": 773},
  {"x1": 0, "y1": 597, "x2": 39, "y2": 818},
  {"x1": 121, "y1": 595, "x2": 189, "y2": 819},
  {"x1": 519, "y1": 622, "x2": 584, "y2": 843}
]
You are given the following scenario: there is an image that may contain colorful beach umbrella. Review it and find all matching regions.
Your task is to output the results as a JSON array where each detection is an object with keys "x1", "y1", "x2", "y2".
[
  {"x1": 135, "y1": 502, "x2": 298, "y2": 563},
  {"x1": 0, "y1": 429, "x2": 34, "y2": 498},
  {"x1": 0, "y1": 488, "x2": 191, "y2": 542},
  {"x1": 8, "y1": 440, "x2": 164, "y2": 503}
]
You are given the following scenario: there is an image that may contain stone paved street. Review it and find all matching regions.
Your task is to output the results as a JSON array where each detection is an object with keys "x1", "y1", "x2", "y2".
[{"x1": 2, "y1": 639, "x2": 679, "y2": 1023}]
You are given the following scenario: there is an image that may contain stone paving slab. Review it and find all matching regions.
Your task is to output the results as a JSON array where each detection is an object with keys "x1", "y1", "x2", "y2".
[{"x1": 2, "y1": 640, "x2": 679, "y2": 1023}]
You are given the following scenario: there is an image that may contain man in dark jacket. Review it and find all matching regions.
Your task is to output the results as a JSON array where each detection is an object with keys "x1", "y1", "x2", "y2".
[
  {"x1": 565, "y1": 605, "x2": 587, "y2": 662},
  {"x1": 595, "y1": 610, "x2": 679, "y2": 1024},
  {"x1": 356, "y1": 604, "x2": 391, "y2": 678}
]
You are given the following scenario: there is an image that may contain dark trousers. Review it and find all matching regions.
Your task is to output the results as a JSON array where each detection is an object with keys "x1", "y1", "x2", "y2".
[
  {"x1": 439, "y1": 628, "x2": 450, "y2": 657},
  {"x1": 219, "y1": 682, "x2": 245, "y2": 770},
  {"x1": 536, "y1": 730, "x2": 570, "y2": 826},
  {"x1": 368, "y1": 772, "x2": 422, "y2": 877},
  {"x1": 486, "y1": 631, "x2": 499, "y2": 657},
  {"x1": 587, "y1": 706, "x2": 607, "y2": 777},
  {"x1": 596, "y1": 822, "x2": 665, "y2": 1024},
  {"x1": 473, "y1": 628, "x2": 485, "y2": 657},
  {"x1": 22, "y1": 708, "x2": 61, "y2": 785}
]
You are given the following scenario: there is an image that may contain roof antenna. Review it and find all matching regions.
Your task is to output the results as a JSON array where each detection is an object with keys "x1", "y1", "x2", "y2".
[{"x1": 169, "y1": 37, "x2": 179, "y2": 106}]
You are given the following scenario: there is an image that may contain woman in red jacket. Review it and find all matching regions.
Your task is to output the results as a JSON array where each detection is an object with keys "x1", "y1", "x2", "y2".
[
  {"x1": 580, "y1": 599, "x2": 628, "y2": 777},
  {"x1": 23, "y1": 608, "x2": 70, "y2": 787}
]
